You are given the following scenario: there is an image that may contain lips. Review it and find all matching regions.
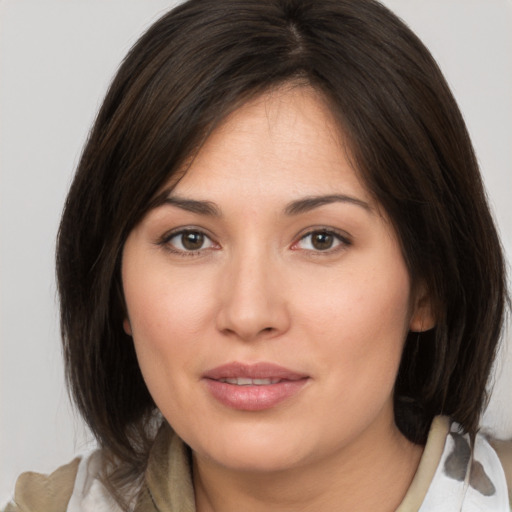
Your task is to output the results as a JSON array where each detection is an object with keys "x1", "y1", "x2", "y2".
[
  {"x1": 202, "y1": 362, "x2": 309, "y2": 411},
  {"x1": 218, "y1": 377, "x2": 281, "y2": 385}
]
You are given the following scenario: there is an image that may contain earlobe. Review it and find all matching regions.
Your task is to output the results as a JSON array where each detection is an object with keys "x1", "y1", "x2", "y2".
[
  {"x1": 409, "y1": 284, "x2": 436, "y2": 333},
  {"x1": 123, "y1": 318, "x2": 133, "y2": 336}
]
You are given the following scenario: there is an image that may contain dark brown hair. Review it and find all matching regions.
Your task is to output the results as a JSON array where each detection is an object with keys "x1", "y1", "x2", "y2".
[{"x1": 57, "y1": 0, "x2": 508, "y2": 494}]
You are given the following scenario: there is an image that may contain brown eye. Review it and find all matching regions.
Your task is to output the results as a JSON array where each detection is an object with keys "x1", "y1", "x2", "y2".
[
  {"x1": 164, "y1": 229, "x2": 215, "y2": 253},
  {"x1": 181, "y1": 231, "x2": 205, "y2": 250},
  {"x1": 294, "y1": 229, "x2": 350, "y2": 253},
  {"x1": 311, "y1": 232, "x2": 334, "y2": 250}
]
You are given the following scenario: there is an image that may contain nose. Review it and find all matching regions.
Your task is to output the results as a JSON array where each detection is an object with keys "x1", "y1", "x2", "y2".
[{"x1": 215, "y1": 248, "x2": 290, "y2": 342}]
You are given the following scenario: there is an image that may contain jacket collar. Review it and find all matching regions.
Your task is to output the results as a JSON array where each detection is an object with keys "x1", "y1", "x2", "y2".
[
  {"x1": 135, "y1": 423, "x2": 195, "y2": 512},
  {"x1": 135, "y1": 416, "x2": 464, "y2": 512}
]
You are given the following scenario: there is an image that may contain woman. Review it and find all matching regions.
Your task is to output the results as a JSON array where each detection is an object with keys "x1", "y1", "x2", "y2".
[{"x1": 4, "y1": 0, "x2": 511, "y2": 510}]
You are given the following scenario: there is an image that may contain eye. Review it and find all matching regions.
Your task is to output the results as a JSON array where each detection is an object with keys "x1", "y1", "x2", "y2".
[
  {"x1": 293, "y1": 229, "x2": 350, "y2": 252},
  {"x1": 162, "y1": 229, "x2": 217, "y2": 254}
]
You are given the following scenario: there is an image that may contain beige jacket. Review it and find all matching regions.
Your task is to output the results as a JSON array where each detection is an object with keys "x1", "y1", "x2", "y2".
[{"x1": 4, "y1": 417, "x2": 512, "y2": 511}]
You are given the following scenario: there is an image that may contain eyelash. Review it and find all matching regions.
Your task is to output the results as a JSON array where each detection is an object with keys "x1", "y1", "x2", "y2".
[
  {"x1": 157, "y1": 227, "x2": 352, "y2": 257},
  {"x1": 157, "y1": 228, "x2": 219, "y2": 257},
  {"x1": 292, "y1": 228, "x2": 352, "y2": 254}
]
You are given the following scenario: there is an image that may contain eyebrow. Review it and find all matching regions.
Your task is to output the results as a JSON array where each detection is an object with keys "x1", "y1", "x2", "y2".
[
  {"x1": 284, "y1": 194, "x2": 372, "y2": 215},
  {"x1": 163, "y1": 196, "x2": 221, "y2": 216},
  {"x1": 162, "y1": 193, "x2": 371, "y2": 217}
]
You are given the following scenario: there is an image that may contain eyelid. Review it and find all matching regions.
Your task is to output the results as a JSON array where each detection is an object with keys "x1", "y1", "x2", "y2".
[
  {"x1": 155, "y1": 225, "x2": 351, "y2": 256},
  {"x1": 291, "y1": 227, "x2": 352, "y2": 252},
  {"x1": 157, "y1": 226, "x2": 220, "y2": 256}
]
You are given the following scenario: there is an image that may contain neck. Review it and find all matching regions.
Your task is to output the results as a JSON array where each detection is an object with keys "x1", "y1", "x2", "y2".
[{"x1": 192, "y1": 413, "x2": 424, "y2": 512}]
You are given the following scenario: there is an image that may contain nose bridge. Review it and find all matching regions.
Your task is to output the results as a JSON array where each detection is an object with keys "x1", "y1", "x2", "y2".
[{"x1": 216, "y1": 238, "x2": 289, "y2": 340}]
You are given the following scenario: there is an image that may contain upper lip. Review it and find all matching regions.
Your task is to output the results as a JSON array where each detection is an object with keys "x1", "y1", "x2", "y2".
[{"x1": 203, "y1": 362, "x2": 308, "y2": 381}]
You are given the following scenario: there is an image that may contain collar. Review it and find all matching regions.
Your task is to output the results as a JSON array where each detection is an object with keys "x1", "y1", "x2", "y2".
[
  {"x1": 135, "y1": 423, "x2": 195, "y2": 512},
  {"x1": 135, "y1": 416, "x2": 509, "y2": 512}
]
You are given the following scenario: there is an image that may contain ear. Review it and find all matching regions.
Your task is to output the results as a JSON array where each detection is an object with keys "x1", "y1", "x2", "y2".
[
  {"x1": 409, "y1": 282, "x2": 436, "y2": 332},
  {"x1": 123, "y1": 318, "x2": 133, "y2": 336}
]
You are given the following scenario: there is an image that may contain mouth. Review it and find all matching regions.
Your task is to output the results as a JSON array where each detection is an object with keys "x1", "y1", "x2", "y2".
[
  {"x1": 202, "y1": 362, "x2": 309, "y2": 411},
  {"x1": 217, "y1": 377, "x2": 283, "y2": 385},
  {"x1": 203, "y1": 361, "x2": 308, "y2": 381}
]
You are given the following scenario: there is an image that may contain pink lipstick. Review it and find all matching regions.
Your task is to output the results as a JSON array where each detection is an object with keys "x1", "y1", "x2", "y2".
[{"x1": 202, "y1": 362, "x2": 309, "y2": 411}]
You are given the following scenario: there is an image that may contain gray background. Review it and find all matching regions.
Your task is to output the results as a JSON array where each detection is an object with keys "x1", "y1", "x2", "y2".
[{"x1": 1, "y1": 0, "x2": 511, "y2": 504}]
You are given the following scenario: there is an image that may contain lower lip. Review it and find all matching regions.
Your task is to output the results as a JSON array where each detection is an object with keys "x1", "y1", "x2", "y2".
[{"x1": 204, "y1": 379, "x2": 309, "y2": 411}]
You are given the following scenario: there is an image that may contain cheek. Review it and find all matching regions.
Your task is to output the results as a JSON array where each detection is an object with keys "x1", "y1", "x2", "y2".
[
  {"x1": 122, "y1": 259, "x2": 217, "y2": 387},
  {"x1": 291, "y1": 256, "x2": 411, "y2": 379}
]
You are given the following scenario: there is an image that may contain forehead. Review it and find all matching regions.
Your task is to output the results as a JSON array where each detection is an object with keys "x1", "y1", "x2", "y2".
[{"x1": 170, "y1": 85, "x2": 372, "y2": 206}]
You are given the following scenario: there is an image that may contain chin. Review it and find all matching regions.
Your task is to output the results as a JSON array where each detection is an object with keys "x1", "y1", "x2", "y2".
[
  {"x1": 191, "y1": 428, "x2": 310, "y2": 473},
  {"x1": 209, "y1": 447, "x2": 303, "y2": 474}
]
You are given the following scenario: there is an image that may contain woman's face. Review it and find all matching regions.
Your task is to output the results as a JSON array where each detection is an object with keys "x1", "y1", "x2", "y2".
[{"x1": 122, "y1": 86, "x2": 429, "y2": 473}]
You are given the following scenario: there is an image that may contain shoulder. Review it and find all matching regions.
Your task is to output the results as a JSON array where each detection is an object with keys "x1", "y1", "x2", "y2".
[
  {"x1": 420, "y1": 419, "x2": 511, "y2": 511},
  {"x1": 2, "y1": 450, "x2": 124, "y2": 512},
  {"x1": 3, "y1": 456, "x2": 81, "y2": 512},
  {"x1": 399, "y1": 417, "x2": 512, "y2": 511},
  {"x1": 489, "y1": 437, "x2": 512, "y2": 506}
]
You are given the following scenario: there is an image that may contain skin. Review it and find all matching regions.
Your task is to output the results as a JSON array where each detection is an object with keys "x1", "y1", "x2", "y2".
[{"x1": 122, "y1": 85, "x2": 434, "y2": 511}]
